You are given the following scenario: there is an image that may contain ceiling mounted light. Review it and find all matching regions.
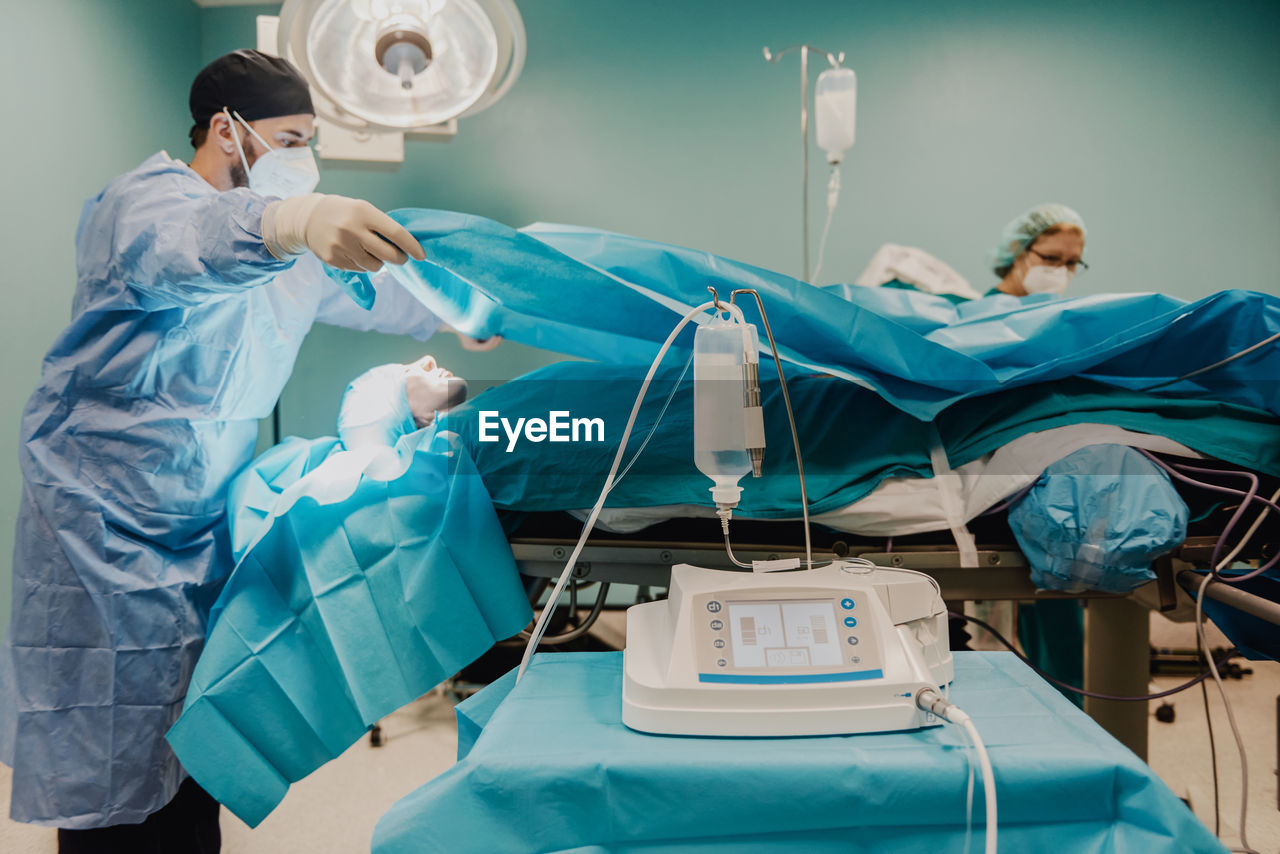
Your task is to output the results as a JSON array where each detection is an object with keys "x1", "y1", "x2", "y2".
[{"x1": 275, "y1": 0, "x2": 526, "y2": 132}]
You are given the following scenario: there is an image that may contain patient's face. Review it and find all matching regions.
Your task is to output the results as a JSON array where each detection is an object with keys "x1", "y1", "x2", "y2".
[{"x1": 405, "y1": 356, "x2": 468, "y2": 428}]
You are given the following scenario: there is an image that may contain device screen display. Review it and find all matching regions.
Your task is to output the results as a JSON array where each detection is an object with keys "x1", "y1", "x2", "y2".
[{"x1": 726, "y1": 599, "x2": 843, "y2": 669}]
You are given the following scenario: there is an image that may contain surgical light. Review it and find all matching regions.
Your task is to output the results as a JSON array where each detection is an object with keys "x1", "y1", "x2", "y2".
[
  {"x1": 275, "y1": 0, "x2": 526, "y2": 131},
  {"x1": 375, "y1": 20, "x2": 433, "y2": 90}
]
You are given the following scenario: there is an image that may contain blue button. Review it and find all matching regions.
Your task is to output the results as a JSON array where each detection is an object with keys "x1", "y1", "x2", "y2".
[
  {"x1": 843, "y1": 617, "x2": 857, "y2": 628},
  {"x1": 840, "y1": 598, "x2": 855, "y2": 610}
]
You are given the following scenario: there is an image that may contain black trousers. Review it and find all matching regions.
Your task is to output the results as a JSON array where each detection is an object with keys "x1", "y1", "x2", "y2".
[{"x1": 57, "y1": 777, "x2": 221, "y2": 854}]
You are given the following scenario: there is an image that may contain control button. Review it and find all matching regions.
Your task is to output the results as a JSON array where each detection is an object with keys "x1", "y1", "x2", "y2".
[
  {"x1": 713, "y1": 639, "x2": 726, "y2": 649},
  {"x1": 846, "y1": 636, "x2": 859, "y2": 646},
  {"x1": 717, "y1": 658, "x2": 728, "y2": 668},
  {"x1": 707, "y1": 600, "x2": 722, "y2": 613},
  {"x1": 840, "y1": 598, "x2": 855, "y2": 610},
  {"x1": 850, "y1": 655, "x2": 862, "y2": 664},
  {"x1": 843, "y1": 617, "x2": 857, "y2": 628},
  {"x1": 710, "y1": 619, "x2": 724, "y2": 631}
]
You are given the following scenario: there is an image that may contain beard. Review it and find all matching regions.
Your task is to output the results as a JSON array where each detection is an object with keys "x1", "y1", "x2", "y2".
[{"x1": 229, "y1": 161, "x2": 249, "y2": 189}]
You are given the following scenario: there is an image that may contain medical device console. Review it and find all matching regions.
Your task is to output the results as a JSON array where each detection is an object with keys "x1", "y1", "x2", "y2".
[{"x1": 623, "y1": 561, "x2": 953, "y2": 736}]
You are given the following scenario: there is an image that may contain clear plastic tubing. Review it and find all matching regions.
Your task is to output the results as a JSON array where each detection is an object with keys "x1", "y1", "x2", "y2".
[{"x1": 694, "y1": 316, "x2": 751, "y2": 508}]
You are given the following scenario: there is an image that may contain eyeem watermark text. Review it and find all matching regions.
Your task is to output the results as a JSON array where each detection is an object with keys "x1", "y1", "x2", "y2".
[{"x1": 478, "y1": 410, "x2": 606, "y2": 452}]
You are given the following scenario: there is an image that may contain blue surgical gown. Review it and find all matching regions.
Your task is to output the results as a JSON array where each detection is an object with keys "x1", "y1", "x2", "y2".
[{"x1": 0, "y1": 152, "x2": 441, "y2": 828}]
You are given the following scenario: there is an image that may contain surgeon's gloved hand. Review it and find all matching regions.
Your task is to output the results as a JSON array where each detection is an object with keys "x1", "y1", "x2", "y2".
[
  {"x1": 262, "y1": 194, "x2": 427, "y2": 272},
  {"x1": 404, "y1": 355, "x2": 468, "y2": 428}
]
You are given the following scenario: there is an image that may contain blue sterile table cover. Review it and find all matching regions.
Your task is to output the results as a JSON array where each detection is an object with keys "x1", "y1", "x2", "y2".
[
  {"x1": 373, "y1": 211, "x2": 1280, "y2": 421},
  {"x1": 166, "y1": 428, "x2": 532, "y2": 827},
  {"x1": 372, "y1": 652, "x2": 1225, "y2": 854}
]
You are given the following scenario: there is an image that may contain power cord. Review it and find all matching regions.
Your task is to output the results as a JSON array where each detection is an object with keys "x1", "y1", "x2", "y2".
[
  {"x1": 518, "y1": 299, "x2": 726, "y2": 681},
  {"x1": 916, "y1": 688, "x2": 996, "y2": 854},
  {"x1": 1194, "y1": 572, "x2": 1259, "y2": 854},
  {"x1": 953, "y1": 608, "x2": 1255, "y2": 852},
  {"x1": 1200, "y1": 677, "x2": 1220, "y2": 836},
  {"x1": 1139, "y1": 330, "x2": 1280, "y2": 393},
  {"x1": 950, "y1": 610, "x2": 1239, "y2": 702}
]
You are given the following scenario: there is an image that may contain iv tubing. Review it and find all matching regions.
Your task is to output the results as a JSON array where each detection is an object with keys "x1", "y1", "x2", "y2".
[{"x1": 517, "y1": 300, "x2": 719, "y2": 681}]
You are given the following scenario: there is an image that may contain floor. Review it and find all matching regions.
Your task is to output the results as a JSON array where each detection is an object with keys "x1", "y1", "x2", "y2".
[
  {"x1": 1145, "y1": 613, "x2": 1279, "y2": 852},
  {"x1": 1, "y1": 611, "x2": 1276, "y2": 854},
  {"x1": 0, "y1": 688, "x2": 461, "y2": 854}
]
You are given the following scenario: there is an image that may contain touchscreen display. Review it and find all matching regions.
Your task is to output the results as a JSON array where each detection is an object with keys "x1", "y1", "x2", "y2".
[{"x1": 726, "y1": 599, "x2": 843, "y2": 669}]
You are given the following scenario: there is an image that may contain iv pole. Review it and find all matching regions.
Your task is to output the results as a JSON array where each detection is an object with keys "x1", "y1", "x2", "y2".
[{"x1": 763, "y1": 44, "x2": 845, "y2": 283}]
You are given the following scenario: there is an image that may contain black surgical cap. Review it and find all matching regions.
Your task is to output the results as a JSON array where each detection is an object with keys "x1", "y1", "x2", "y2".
[{"x1": 189, "y1": 49, "x2": 314, "y2": 129}]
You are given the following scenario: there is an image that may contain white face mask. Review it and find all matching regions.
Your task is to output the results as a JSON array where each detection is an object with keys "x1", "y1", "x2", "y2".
[
  {"x1": 227, "y1": 109, "x2": 319, "y2": 199},
  {"x1": 1021, "y1": 264, "x2": 1073, "y2": 295}
]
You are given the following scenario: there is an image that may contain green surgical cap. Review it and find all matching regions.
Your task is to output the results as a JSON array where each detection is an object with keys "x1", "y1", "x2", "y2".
[{"x1": 987, "y1": 203, "x2": 1087, "y2": 276}]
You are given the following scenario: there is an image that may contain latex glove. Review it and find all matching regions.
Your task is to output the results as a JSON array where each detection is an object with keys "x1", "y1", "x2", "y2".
[
  {"x1": 262, "y1": 193, "x2": 426, "y2": 272},
  {"x1": 404, "y1": 355, "x2": 468, "y2": 428}
]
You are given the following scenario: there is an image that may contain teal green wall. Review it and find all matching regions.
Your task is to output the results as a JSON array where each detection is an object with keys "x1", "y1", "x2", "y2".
[
  {"x1": 200, "y1": 0, "x2": 1280, "y2": 438},
  {"x1": 1, "y1": 0, "x2": 1277, "y2": 633}
]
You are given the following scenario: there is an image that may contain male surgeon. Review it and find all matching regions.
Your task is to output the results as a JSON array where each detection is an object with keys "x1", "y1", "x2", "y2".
[{"x1": 0, "y1": 49, "x2": 444, "y2": 852}]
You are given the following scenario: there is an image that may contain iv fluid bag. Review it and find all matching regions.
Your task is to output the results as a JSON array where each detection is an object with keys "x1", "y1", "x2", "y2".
[
  {"x1": 694, "y1": 318, "x2": 751, "y2": 491},
  {"x1": 815, "y1": 67, "x2": 857, "y2": 164}
]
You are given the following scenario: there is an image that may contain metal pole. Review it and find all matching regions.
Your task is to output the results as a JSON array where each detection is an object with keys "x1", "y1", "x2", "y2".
[
  {"x1": 1177, "y1": 570, "x2": 1280, "y2": 625},
  {"x1": 800, "y1": 46, "x2": 810, "y2": 282},
  {"x1": 764, "y1": 44, "x2": 843, "y2": 282},
  {"x1": 1083, "y1": 596, "x2": 1150, "y2": 760}
]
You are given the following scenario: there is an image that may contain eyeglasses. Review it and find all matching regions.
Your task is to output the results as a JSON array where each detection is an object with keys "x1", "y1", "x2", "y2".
[{"x1": 1028, "y1": 248, "x2": 1089, "y2": 273}]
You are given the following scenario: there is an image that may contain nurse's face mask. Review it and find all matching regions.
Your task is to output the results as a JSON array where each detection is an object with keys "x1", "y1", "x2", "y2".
[
  {"x1": 1018, "y1": 230, "x2": 1085, "y2": 296},
  {"x1": 1021, "y1": 265, "x2": 1073, "y2": 295},
  {"x1": 226, "y1": 108, "x2": 319, "y2": 199}
]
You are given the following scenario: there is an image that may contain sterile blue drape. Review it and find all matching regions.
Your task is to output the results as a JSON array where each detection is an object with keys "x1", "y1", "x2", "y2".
[
  {"x1": 169, "y1": 210, "x2": 1279, "y2": 831},
  {"x1": 374, "y1": 211, "x2": 1280, "y2": 420},
  {"x1": 437, "y1": 363, "x2": 1280, "y2": 518},
  {"x1": 166, "y1": 428, "x2": 531, "y2": 827}
]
